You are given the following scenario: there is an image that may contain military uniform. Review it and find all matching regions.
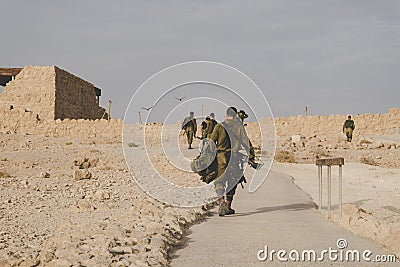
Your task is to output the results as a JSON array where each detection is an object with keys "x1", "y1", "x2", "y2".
[
  {"x1": 210, "y1": 118, "x2": 254, "y2": 214},
  {"x1": 343, "y1": 118, "x2": 355, "y2": 142},
  {"x1": 182, "y1": 116, "x2": 197, "y2": 148},
  {"x1": 203, "y1": 118, "x2": 218, "y2": 138}
]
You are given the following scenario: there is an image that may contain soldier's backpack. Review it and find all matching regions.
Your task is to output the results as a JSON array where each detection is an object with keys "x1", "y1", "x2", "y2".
[{"x1": 190, "y1": 139, "x2": 218, "y2": 183}]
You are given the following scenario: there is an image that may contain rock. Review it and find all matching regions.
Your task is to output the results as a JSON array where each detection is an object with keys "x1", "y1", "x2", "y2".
[
  {"x1": 111, "y1": 258, "x2": 130, "y2": 267},
  {"x1": 74, "y1": 158, "x2": 99, "y2": 169},
  {"x1": 40, "y1": 172, "x2": 50, "y2": 178},
  {"x1": 93, "y1": 190, "x2": 110, "y2": 201},
  {"x1": 38, "y1": 250, "x2": 55, "y2": 264},
  {"x1": 73, "y1": 169, "x2": 92, "y2": 180},
  {"x1": 291, "y1": 134, "x2": 305, "y2": 146},
  {"x1": 108, "y1": 246, "x2": 132, "y2": 255}
]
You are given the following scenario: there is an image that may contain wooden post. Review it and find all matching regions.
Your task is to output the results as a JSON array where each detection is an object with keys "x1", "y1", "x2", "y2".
[{"x1": 107, "y1": 100, "x2": 111, "y2": 122}]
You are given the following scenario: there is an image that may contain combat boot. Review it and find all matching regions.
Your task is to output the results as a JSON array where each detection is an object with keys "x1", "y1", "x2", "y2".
[
  {"x1": 218, "y1": 197, "x2": 228, "y2": 216},
  {"x1": 225, "y1": 200, "x2": 235, "y2": 215}
]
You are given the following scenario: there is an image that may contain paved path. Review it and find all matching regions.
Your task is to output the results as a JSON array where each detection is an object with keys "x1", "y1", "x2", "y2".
[{"x1": 171, "y1": 171, "x2": 397, "y2": 266}]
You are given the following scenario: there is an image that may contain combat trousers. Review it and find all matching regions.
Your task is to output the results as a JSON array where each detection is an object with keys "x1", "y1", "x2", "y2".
[
  {"x1": 344, "y1": 128, "x2": 353, "y2": 141},
  {"x1": 186, "y1": 129, "x2": 194, "y2": 145},
  {"x1": 214, "y1": 151, "x2": 242, "y2": 202}
]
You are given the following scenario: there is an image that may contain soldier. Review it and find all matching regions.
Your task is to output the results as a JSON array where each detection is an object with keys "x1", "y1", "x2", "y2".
[
  {"x1": 343, "y1": 115, "x2": 355, "y2": 142},
  {"x1": 181, "y1": 111, "x2": 197, "y2": 149},
  {"x1": 210, "y1": 107, "x2": 254, "y2": 216},
  {"x1": 203, "y1": 113, "x2": 218, "y2": 138},
  {"x1": 237, "y1": 109, "x2": 256, "y2": 162},
  {"x1": 237, "y1": 110, "x2": 248, "y2": 125},
  {"x1": 201, "y1": 116, "x2": 210, "y2": 139}
]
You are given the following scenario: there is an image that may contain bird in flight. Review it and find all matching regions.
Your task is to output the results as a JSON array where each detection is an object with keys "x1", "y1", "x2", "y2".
[
  {"x1": 175, "y1": 96, "x2": 185, "y2": 101},
  {"x1": 141, "y1": 106, "x2": 153, "y2": 111}
]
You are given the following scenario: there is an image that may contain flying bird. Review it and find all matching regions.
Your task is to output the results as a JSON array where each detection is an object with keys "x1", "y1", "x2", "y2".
[
  {"x1": 175, "y1": 96, "x2": 185, "y2": 102},
  {"x1": 141, "y1": 106, "x2": 153, "y2": 111}
]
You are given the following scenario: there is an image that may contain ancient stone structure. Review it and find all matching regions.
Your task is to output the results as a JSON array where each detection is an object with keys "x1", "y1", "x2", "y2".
[
  {"x1": 0, "y1": 65, "x2": 105, "y2": 121},
  {"x1": 273, "y1": 108, "x2": 400, "y2": 139}
]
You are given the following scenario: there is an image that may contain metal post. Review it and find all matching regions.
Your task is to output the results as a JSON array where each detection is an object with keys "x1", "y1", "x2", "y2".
[
  {"x1": 318, "y1": 165, "x2": 322, "y2": 212},
  {"x1": 339, "y1": 165, "x2": 343, "y2": 218},
  {"x1": 327, "y1": 166, "x2": 332, "y2": 219},
  {"x1": 107, "y1": 100, "x2": 111, "y2": 122}
]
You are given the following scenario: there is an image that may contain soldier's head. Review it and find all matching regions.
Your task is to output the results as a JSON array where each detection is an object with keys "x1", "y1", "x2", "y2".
[
  {"x1": 206, "y1": 116, "x2": 210, "y2": 121},
  {"x1": 190, "y1": 111, "x2": 194, "y2": 117},
  {"x1": 226, "y1": 107, "x2": 238, "y2": 119},
  {"x1": 348, "y1": 115, "x2": 351, "y2": 119},
  {"x1": 210, "y1": 113, "x2": 215, "y2": 119},
  {"x1": 238, "y1": 110, "x2": 248, "y2": 122}
]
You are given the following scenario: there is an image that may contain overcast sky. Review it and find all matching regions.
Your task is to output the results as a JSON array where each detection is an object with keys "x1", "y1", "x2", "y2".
[{"x1": 1, "y1": 0, "x2": 399, "y2": 120}]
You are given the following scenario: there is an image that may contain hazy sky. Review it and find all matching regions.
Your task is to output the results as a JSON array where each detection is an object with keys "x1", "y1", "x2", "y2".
[{"x1": 1, "y1": 0, "x2": 399, "y2": 120}]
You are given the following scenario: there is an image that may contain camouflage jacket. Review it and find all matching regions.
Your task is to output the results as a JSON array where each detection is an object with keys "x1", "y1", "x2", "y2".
[
  {"x1": 204, "y1": 119, "x2": 217, "y2": 137},
  {"x1": 210, "y1": 118, "x2": 252, "y2": 157},
  {"x1": 343, "y1": 119, "x2": 355, "y2": 130},
  {"x1": 182, "y1": 117, "x2": 197, "y2": 131}
]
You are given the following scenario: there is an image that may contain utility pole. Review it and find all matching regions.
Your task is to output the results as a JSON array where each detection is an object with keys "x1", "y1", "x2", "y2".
[
  {"x1": 304, "y1": 106, "x2": 308, "y2": 116},
  {"x1": 107, "y1": 100, "x2": 112, "y2": 122}
]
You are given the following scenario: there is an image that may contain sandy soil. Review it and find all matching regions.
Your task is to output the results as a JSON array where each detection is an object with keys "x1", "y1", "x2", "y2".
[
  {"x1": 0, "y1": 131, "x2": 208, "y2": 267},
  {"x1": 1, "y1": 122, "x2": 399, "y2": 266}
]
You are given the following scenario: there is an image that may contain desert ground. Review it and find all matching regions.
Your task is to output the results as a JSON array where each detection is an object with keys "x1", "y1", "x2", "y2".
[
  {"x1": 1, "y1": 121, "x2": 400, "y2": 266},
  {"x1": 0, "y1": 128, "x2": 208, "y2": 267}
]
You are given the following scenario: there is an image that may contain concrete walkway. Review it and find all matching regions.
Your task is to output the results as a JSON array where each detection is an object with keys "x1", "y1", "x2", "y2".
[{"x1": 171, "y1": 171, "x2": 397, "y2": 266}]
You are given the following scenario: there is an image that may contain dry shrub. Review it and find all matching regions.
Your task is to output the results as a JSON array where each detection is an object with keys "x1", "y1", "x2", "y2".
[
  {"x1": 0, "y1": 171, "x2": 12, "y2": 178},
  {"x1": 314, "y1": 147, "x2": 330, "y2": 158},
  {"x1": 359, "y1": 139, "x2": 372, "y2": 145},
  {"x1": 359, "y1": 155, "x2": 378, "y2": 166},
  {"x1": 274, "y1": 150, "x2": 296, "y2": 163}
]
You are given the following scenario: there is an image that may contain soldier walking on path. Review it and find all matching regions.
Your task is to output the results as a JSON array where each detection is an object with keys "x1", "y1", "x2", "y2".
[
  {"x1": 182, "y1": 111, "x2": 197, "y2": 149},
  {"x1": 343, "y1": 115, "x2": 355, "y2": 142},
  {"x1": 203, "y1": 113, "x2": 218, "y2": 139},
  {"x1": 210, "y1": 107, "x2": 254, "y2": 216}
]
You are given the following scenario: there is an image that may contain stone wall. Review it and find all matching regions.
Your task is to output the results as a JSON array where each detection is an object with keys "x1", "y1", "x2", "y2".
[
  {"x1": 0, "y1": 66, "x2": 56, "y2": 121},
  {"x1": 0, "y1": 65, "x2": 106, "y2": 121},
  {"x1": 54, "y1": 67, "x2": 106, "y2": 120},
  {"x1": 274, "y1": 108, "x2": 400, "y2": 139},
  {"x1": 0, "y1": 106, "x2": 122, "y2": 142}
]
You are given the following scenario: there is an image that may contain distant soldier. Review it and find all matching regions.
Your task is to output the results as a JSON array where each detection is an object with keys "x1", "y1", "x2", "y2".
[
  {"x1": 182, "y1": 111, "x2": 197, "y2": 149},
  {"x1": 343, "y1": 115, "x2": 355, "y2": 142},
  {"x1": 203, "y1": 112, "x2": 218, "y2": 138},
  {"x1": 201, "y1": 116, "x2": 210, "y2": 139},
  {"x1": 210, "y1": 107, "x2": 255, "y2": 216}
]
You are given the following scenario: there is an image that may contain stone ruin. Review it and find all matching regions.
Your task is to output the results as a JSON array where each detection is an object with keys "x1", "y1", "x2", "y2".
[{"x1": 0, "y1": 65, "x2": 107, "y2": 121}]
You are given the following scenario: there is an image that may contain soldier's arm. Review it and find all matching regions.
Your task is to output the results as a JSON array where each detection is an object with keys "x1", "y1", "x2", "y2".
[{"x1": 193, "y1": 119, "x2": 197, "y2": 132}]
